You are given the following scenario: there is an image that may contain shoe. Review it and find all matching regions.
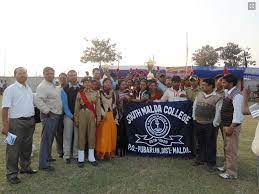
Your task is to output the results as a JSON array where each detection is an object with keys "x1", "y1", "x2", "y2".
[
  {"x1": 192, "y1": 160, "x2": 204, "y2": 166},
  {"x1": 72, "y1": 158, "x2": 78, "y2": 163},
  {"x1": 47, "y1": 158, "x2": 56, "y2": 162},
  {"x1": 58, "y1": 153, "x2": 64, "y2": 158},
  {"x1": 8, "y1": 177, "x2": 21, "y2": 184},
  {"x1": 65, "y1": 159, "x2": 71, "y2": 164},
  {"x1": 89, "y1": 161, "x2": 98, "y2": 166},
  {"x1": 39, "y1": 166, "x2": 55, "y2": 172},
  {"x1": 206, "y1": 165, "x2": 216, "y2": 172},
  {"x1": 217, "y1": 166, "x2": 225, "y2": 172},
  {"x1": 219, "y1": 172, "x2": 237, "y2": 180},
  {"x1": 20, "y1": 168, "x2": 38, "y2": 174},
  {"x1": 78, "y1": 162, "x2": 84, "y2": 168}
]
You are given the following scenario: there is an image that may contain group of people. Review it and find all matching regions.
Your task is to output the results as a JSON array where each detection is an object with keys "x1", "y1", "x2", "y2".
[
  {"x1": 1, "y1": 66, "x2": 248, "y2": 184},
  {"x1": 0, "y1": 79, "x2": 7, "y2": 95}
]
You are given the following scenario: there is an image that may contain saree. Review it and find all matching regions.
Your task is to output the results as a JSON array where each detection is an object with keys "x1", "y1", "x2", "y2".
[{"x1": 95, "y1": 111, "x2": 117, "y2": 160}]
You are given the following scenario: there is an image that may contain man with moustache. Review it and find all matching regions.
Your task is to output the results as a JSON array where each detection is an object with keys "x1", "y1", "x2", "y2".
[
  {"x1": 2, "y1": 67, "x2": 37, "y2": 184},
  {"x1": 35, "y1": 67, "x2": 62, "y2": 171}
]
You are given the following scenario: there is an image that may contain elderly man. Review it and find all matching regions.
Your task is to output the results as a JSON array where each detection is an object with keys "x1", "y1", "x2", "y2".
[
  {"x1": 1, "y1": 67, "x2": 37, "y2": 184},
  {"x1": 35, "y1": 67, "x2": 62, "y2": 171}
]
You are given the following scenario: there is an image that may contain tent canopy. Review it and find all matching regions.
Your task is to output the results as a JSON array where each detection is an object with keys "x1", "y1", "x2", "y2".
[{"x1": 192, "y1": 66, "x2": 245, "y2": 79}]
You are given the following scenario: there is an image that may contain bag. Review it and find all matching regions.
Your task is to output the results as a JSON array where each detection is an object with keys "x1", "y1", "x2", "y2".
[{"x1": 251, "y1": 122, "x2": 259, "y2": 156}]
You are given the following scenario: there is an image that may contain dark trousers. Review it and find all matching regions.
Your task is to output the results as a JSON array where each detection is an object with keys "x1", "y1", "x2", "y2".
[
  {"x1": 195, "y1": 122, "x2": 216, "y2": 167},
  {"x1": 39, "y1": 113, "x2": 60, "y2": 169},
  {"x1": 52, "y1": 115, "x2": 64, "y2": 156},
  {"x1": 6, "y1": 117, "x2": 35, "y2": 179},
  {"x1": 116, "y1": 117, "x2": 128, "y2": 156},
  {"x1": 192, "y1": 121, "x2": 199, "y2": 156}
]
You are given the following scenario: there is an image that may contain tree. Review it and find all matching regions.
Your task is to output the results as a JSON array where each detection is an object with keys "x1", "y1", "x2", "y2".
[
  {"x1": 80, "y1": 38, "x2": 122, "y2": 66},
  {"x1": 192, "y1": 45, "x2": 219, "y2": 66},
  {"x1": 216, "y1": 42, "x2": 256, "y2": 67}
]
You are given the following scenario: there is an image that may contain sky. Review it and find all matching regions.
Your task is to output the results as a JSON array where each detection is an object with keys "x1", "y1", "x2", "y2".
[{"x1": 0, "y1": 0, "x2": 258, "y2": 76}]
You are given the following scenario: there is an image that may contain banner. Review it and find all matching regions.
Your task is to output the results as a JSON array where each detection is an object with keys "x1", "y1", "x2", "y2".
[{"x1": 124, "y1": 101, "x2": 193, "y2": 156}]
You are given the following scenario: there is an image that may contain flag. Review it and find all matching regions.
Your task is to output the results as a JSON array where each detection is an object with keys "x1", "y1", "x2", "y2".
[{"x1": 223, "y1": 66, "x2": 228, "y2": 75}]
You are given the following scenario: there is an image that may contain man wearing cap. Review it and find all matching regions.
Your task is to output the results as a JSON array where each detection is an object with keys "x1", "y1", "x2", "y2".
[
  {"x1": 74, "y1": 77, "x2": 101, "y2": 167},
  {"x1": 1, "y1": 67, "x2": 37, "y2": 184},
  {"x1": 186, "y1": 76, "x2": 200, "y2": 102},
  {"x1": 186, "y1": 75, "x2": 201, "y2": 158},
  {"x1": 157, "y1": 74, "x2": 167, "y2": 93}
]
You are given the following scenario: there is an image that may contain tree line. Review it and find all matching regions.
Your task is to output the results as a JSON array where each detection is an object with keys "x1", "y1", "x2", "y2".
[{"x1": 80, "y1": 38, "x2": 256, "y2": 67}]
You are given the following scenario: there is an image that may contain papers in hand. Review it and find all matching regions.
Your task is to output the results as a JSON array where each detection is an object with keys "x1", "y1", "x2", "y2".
[
  {"x1": 249, "y1": 103, "x2": 259, "y2": 118},
  {"x1": 4, "y1": 132, "x2": 17, "y2": 145}
]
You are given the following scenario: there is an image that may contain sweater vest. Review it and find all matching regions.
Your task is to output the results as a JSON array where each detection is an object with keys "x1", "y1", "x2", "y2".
[
  {"x1": 195, "y1": 92, "x2": 221, "y2": 124},
  {"x1": 221, "y1": 88, "x2": 241, "y2": 127},
  {"x1": 63, "y1": 84, "x2": 83, "y2": 114}
]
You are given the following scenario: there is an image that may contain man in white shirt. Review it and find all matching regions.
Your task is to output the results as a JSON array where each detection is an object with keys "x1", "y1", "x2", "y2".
[
  {"x1": 218, "y1": 73, "x2": 244, "y2": 180},
  {"x1": 160, "y1": 76, "x2": 187, "y2": 102},
  {"x1": 35, "y1": 67, "x2": 62, "y2": 171},
  {"x1": 1, "y1": 67, "x2": 37, "y2": 184}
]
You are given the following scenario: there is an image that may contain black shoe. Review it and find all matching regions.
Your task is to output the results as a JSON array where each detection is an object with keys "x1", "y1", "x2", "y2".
[
  {"x1": 58, "y1": 153, "x2": 64, "y2": 158},
  {"x1": 207, "y1": 165, "x2": 216, "y2": 172},
  {"x1": 39, "y1": 166, "x2": 55, "y2": 172},
  {"x1": 78, "y1": 162, "x2": 84, "y2": 168},
  {"x1": 192, "y1": 160, "x2": 204, "y2": 166},
  {"x1": 8, "y1": 177, "x2": 21, "y2": 184},
  {"x1": 47, "y1": 158, "x2": 56, "y2": 162},
  {"x1": 20, "y1": 168, "x2": 38, "y2": 174},
  {"x1": 89, "y1": 161, "x2": 98, "y2": 166},
  {"x1": 65, "y1": 159, "x2": 71, "y2": 164}
]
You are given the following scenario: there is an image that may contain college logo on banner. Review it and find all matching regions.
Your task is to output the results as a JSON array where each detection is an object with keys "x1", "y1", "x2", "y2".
[
  {"x1": 124, "y1": 101, "x2": 193, "y2": 156},
  {"x1": 136, "y1": 113, "x2": 184, "y2": 147}
]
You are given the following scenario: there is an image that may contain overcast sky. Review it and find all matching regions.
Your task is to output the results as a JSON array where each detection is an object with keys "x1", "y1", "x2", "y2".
[{"x1": 0, "y1": 0, "x2": 258, "y2": 76}]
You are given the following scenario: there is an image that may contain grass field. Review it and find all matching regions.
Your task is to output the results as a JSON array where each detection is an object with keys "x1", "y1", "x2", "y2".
[{"x1": 0, "y1": 96, "x2": 259, "y2": 194}]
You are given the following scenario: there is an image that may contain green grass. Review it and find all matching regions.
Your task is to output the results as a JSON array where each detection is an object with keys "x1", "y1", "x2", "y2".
[{"x1": 0, "y1": 95, "x2": 259, "y2": 193}]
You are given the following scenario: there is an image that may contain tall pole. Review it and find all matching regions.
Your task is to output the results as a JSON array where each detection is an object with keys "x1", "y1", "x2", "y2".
[
  {"x1": 185, "y1": 32, "x2": 189, "y2": 75},
  {"x1": 4, "y1": 48, "x2": 7, "y2": 76}
]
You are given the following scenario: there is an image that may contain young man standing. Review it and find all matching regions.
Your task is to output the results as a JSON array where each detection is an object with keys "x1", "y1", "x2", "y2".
[
  {"x1": 219, "y1": 74, "x2": 243, "y2": 179},
  {"x1": 2, "y1": 67, "x2": 37, "y2": 184},
  {"x1": 159, "y1": 76, "x2": 187, "y2": 102},
  {"x1": 61, "y1": 70, "x2": 83, "y2": 164},
  {"x1": 55, "y1": 73, "x2": 67, "y2": 158},
  {"x1": 192, "y1": 78, "x2": 222, "y2": 171}
]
